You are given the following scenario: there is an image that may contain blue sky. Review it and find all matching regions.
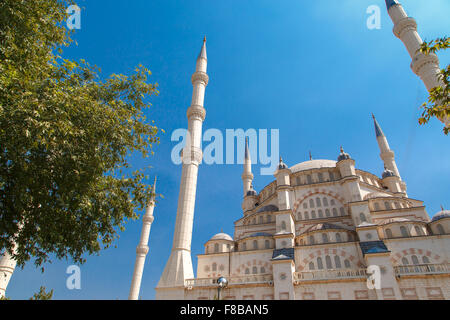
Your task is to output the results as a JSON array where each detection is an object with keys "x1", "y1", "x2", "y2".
[{"x1": 6, "y1": 0, "x2": 450, "y2": 299}]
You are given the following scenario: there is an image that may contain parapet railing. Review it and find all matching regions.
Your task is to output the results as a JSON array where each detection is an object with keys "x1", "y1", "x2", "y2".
[
  {"x1": 293, "y1": 268, "x2": 368, "y2": 283},
  {"x1": 185, "y1": 274, "x2": 273, "y2": 288},
  {"x1": 394, "y1": 263, "x2": 450, "y2": 276}
]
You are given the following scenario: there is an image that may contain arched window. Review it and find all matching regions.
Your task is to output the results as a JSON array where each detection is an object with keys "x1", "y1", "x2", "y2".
[
  {"x1": 344, "y1": 259, "x2": 351, "y2": 268},
  {"x1": 401, "y1": 257, "x2": 409, "y2": 265},
  {"x1": 309, "y1": 235, "x2": 315, "y2": 245},
  {"x1": 309, "y1": 262, "x2": 315, "y2": 270},
  {"x1": 260, "y1": 267, "x2": 266, "y2": 274},
  {"x1": 422, "y1": 256, "x2": 430, "y2": 264},
  {"x1": 329, "y1": 172, "x2": 335, "y2": 181},
  {"x1": 325, "y1": 256, "x2": 332, "y2": 269},
  {"x1": 267, "y1": 215, "x2": 271, "y2": 223},
  {"x1": 303, "y1": 202, "x2": 308, "y2": 209},
  {"x1": 437, "y1": 224, "x2": 445, "y2": 235},
  {"x1": 334, "y1": 256, "x2": 342, "y2": 269},
  {"x1": 281, "y1": 221, "x2": 287, "y2": 231},
  {"x1": 214, "y1": 243, "x2": 219, "y2": 253},
  {"x1": 394, "y1": 202, "x2": 400, "y2": 209},
  {"x1": 348, "y1": 234, "x2": 353, "y2": 241},
  {"x1": 297, "y1": 213, "x2": 302, "y2": 220},
  {"x1": 359, "y1": 213, "x2": 367, "y2": 223},
  {"x1": 307, "y1": 175, "x2": 313, "y2": 184},
  {"x1": 322, "y1": 233, "x2": 329, "y2": 243},
  {"x1": 374, "y1": 203, "x2": 380, "y2": 211},
  {"x1": 325, "y1": 209, "x2": 331, "y2": 217},
  {"x1": 245, "y1": 268, "x2": 250, "y2": 274},
  {"x1": 400, "y1": 226, "x2": 409, "y2": 238},
  {"x1": 340, "y1": 207, "x2": 345, "y2": 216},
  {"x1": 316, "y1": 198, "x2": 322, "y2": 207},
  {"x1": 411, "y1": 255, "x2": 419, "y2": 265},
  {"x1": 318, "y1": 210, "x2": 324, "y2": 218},
  {"x1": 212, "y1": 263, "x2": 217, "y2": 271},
  {"x1": 385, "y1": 228, "x2": 393, "y2": 238},
  {"x1": 414, "y1": 226, "x2": 423, "y2": 236},
  {"x1": 323, "y1": 198, "x2": 329, "y2": 206},
  {"x1": 253, "y1": 240, "x2": 258, "y2": 250},
  {"x1": 330, "y1": 199, "x2": 336, "y2": 206},
  {"x1": 317, "y1": 257, "x2": 323, "y2": 270},
  {"x1": 304, "y1": 212, "x2": 309, "y2": 220},
  {"x1": 252, "y1": 267, "x2": 258, "y2": 274},
  {"x1": 259, "y1": 216, "x2": 263, "y2": 224},
  {"x1": 318, "y1": 173, "x2": 324, "y2": 182},
  {"x1": 265, "y1": 240, "x2": 270, "y2": 249},
  {"x1": 332, "y1": 208, "x2": 338, "y2": 217},
  {"x1": 336, "y1": 233, "x2": 342, "y2": 242},
  {"x1": 242, "y1": 242, "x2": 247, "y2": 251},
  {"x1": 311, "y1": 210, "x2": 316, "y2": 219},
  {"x1": 309, "y1": 199, "x2": 315, "y2": 208},
  {"x1": 384, "y1": 202, "x2": 391, "y2": 210}
]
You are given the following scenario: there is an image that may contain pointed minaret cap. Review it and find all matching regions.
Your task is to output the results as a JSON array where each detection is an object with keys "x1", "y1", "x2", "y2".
[
  {"x1": 372, "y1": 114, "x2": 385, "y2": 138},
  {"x1": 385, "y1": 0, "x2": 400, "y2": 10},
  {"x1": 197, "y1": 36, "x2": 207, "y2": 61},
  {"x1": 150, "y1": 176, "x2": 157, "y2": 201},
  {"x1": 245, "y1": 137, "x2": 250, "y2": 160}
]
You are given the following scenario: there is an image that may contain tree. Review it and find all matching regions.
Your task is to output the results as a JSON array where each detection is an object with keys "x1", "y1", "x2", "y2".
[
  {"x1": 418, "y1": 37, "x2": 450, "y2": 135},
  {"x1": 0, "y1": 0, "x2": 161, "y2": 268},
  {"x1": 29, "y1": 286, "x2": 54, "y2": 300}
]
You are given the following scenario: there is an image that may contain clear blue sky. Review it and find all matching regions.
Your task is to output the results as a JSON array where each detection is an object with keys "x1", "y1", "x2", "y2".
[{"x1": 6, "y1": 0, "x2": 450, "y2": 299}]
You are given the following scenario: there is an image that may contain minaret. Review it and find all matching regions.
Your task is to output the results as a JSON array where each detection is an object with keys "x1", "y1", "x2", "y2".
[
  {"x1": 372, "y1": 114, "x2": 407, "y2": 195},
  {"x1": 0, "y1": 247, "x2": 17, "y2": 298},
  {"x1": 241, "y1": 137, "x2": 254, "y2": 197},
  {"x1": 157, "y1": 38, "x2": 209, "y2": 294},
  {"x1": 385, "y1": 0, "x2": 448, "y2": 127},
  {"x1": 128, "y1": 177, "x2": 157, "y2": 300}
]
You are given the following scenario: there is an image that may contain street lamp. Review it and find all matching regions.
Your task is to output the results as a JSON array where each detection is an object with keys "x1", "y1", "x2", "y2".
[{"x1": 217, "y1": 277, "x2": 228, "y2": 300}]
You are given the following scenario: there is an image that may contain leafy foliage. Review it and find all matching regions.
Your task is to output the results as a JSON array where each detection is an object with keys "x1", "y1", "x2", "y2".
[
  {"x1": 418, "y1": 37, "x2": 450, "y2": 134},
  {"x1": 0, "y1": 0, "x2": 161, "y2": 267},
  {"x1": 29, "y1": 286, "x2": 54, "y2": 300}
]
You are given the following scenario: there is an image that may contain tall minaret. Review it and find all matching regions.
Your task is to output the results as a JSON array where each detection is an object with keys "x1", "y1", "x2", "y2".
[
  {"x1": 128, "y1": 177, "x2": 157, "y2": 300},
  {"x1": 0, "y1": 247, "x2": 17, "y2": 299},
  {"x1": 372, "y1": 114, "x2": 407, "y2": 195},
  {"x1": 241, "y1": 137, "x2": 254, "y2": 197},
  {"x1": 385, "y1": 0, "x2": 448, "y2": 127},
  {"x1": 157, "y1": 38, "x2": 209, "y2": 294}
]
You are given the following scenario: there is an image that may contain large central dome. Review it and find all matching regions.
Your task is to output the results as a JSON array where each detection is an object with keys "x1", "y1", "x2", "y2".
[{"x1": 290, "y1": 159, "x2": 337, "y2": 173}]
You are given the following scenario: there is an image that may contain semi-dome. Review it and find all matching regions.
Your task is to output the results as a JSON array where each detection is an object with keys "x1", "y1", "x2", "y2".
[
  {"x1": 210, "y1": 232, "x2": 233, "y2": 241},
  {"x1": 363, "y1": 192, "x2": 392, "y2": 200},
  {"x1": 432, "y1": 210, "x2": 450, "y2": 222},
  {"x1": 290, "y1": 159, "x2": 337, "y2": 173}
]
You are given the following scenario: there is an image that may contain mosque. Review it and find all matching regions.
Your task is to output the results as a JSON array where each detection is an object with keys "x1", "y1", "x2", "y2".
[{"x1": 0, "y1": 0, "x2": 449, "y2": 300}]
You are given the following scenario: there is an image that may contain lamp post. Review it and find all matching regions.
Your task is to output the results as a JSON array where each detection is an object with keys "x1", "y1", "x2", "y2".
[{"x1": 217, "y1": 277, "x2": 228, "y2": 300}]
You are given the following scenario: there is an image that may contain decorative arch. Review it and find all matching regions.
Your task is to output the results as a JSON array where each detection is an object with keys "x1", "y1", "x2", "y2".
[
  {"x1": 390, "y1": 248, "x2": 446, "y2": 265},
  {"x1": 235, "y1": 260, "x2": 273, "y2": 275},
  {"x1": 297, "y1": 248, "x2": 364, "y2": 271},
  {"x1": 293, "y1": 189, "x2": 347, "y2": 214}
]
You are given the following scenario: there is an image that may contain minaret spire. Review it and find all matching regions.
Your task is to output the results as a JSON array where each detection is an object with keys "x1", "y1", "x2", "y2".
[
  {"x1": 129, "y1": 176, "x2": 157, "y2": 300},
  {"x1": 385, "y1": 1, "x2": 449, "y2": 128},
  {"x1": 372, "y1": 115, "x2": 407, "y2": 195},
  {"x1": 242, "y1": 137, "x2": 254, "y2": 197},
  {"x1": 157, "y1": 38, "x2": 209, "y2": 296}
]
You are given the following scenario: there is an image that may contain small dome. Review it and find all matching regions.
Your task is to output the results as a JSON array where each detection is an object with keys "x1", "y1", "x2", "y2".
[
  {"x1": 337, "y1": 147, "x2": 351, "y2": 162},
  {"x1": 257, "y1": 205, "x2": 279, "y2": 213},
  {"x1": 382, "y1": 168, "x2": 396, "y2": 179},
  {"x1": 278, "y1": 157, "x2": 288, "y2": 170},
  {"x1": 210, "y1": 232, "x2": 233, "y2": 241},
  {"x1": 432, "y1": 210, "x2": 450, "y2": 222}
]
